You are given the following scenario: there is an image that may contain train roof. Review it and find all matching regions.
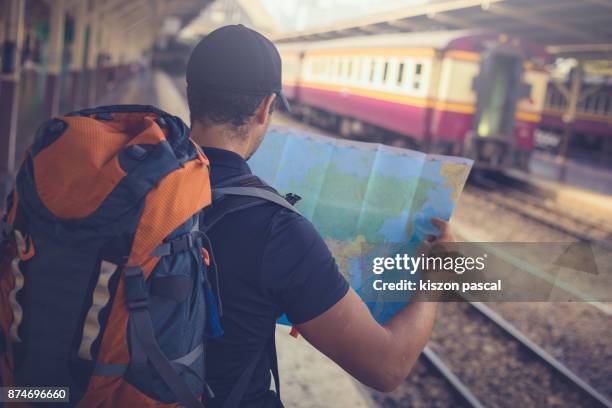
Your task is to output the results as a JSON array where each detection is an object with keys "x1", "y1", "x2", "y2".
[
  {"x1": 278, "y1": 30, "x2": 477, "y2": 51},
  {"x1": 277, "y1": 30, "x2": 550, "y2": 62}
]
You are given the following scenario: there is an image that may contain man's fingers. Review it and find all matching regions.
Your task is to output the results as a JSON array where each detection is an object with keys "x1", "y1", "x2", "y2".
[
  {"x1": 430, "y1": 217, "x2": 445, "y2": 225},
  {"x1": 430, "y1": 217, "x2": 447, "y2": 231},
  {"x1": 430, "y1": 217, "x2": 454, "y2": 243}
]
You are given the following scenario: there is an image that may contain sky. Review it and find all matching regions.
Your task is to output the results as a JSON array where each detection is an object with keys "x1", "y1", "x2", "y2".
[
  {"x1": 179, "y1": 0, "x2": 434, "y2": 40},
  {"x1": 259, "y1": 0, "x2": 432, "y2": 33}
]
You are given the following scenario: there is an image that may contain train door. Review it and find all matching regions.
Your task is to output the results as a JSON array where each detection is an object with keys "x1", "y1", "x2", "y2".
[{"x1": 471, "y1": 48, "x2": 531, "y2": 168}]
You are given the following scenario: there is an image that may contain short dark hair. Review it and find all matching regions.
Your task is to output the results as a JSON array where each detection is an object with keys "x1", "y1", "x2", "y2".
[{"x1": 187, "y1": 87, "x2": 275, "y2": 127}]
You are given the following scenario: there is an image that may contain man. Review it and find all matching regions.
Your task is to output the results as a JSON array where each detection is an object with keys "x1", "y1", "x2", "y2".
[{"x1": 186, "y1": 25, "x2": 453, "y2": 407}]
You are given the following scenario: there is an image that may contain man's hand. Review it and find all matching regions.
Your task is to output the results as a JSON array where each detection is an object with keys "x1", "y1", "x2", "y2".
[
  {"x1": 418, "y1": 217, "x2": 455, "y2": 258},
  {"x1": 427, "y1": 217, "x2": 455, "y2": 243}
]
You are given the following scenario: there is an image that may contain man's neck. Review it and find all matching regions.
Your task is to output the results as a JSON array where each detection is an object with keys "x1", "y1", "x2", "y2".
[{"x1": 190, "y1": 121, "x2": 249, "y2": 159}]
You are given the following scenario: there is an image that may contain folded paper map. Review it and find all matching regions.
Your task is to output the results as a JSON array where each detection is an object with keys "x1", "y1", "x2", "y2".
[{"x1": 249, "y1": 126, "x2": 473, "y2": 323}]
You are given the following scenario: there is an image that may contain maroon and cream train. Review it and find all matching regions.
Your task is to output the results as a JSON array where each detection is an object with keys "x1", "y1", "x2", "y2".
[
  {"x1": 279, "y1": 31, "x2": 551, "y2": 169},
  {"x1": 541, "y1": 74, "x2": 612, "y2": 155}
]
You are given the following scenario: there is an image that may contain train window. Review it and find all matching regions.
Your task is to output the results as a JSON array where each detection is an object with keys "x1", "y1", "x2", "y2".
[
  {"x1": 338, "y1": 59, "x2": 344, "y2": 78},
  {"x1": 594, "y1": 93, "x2": 609, "y2": 115},
  {"x1": 360, "y1": 59, "x2": 368, "y2": 83},
  {"x1": 545, "y1": 86, "x2": 555, "y2": 108},
  {"x1": 602, "y1": 94, "x2": 611, "y2": 114},
  {"x1": 593, "y1": 94, "x2": 601, "y2": 113},
  {"x1": 347, "y1": 60, "x2": 353, "y2": 79},
  {"x1": 369, "y1": 59, "x2": 376, "y2": 83},
  {"x1": 558, "y1": 88, "x2": 566, "y2": 108},
  {"x1": 584, "y1": 95, "x2": 592, "y2": 112},
  {"x1": 355, "y1": 58, "x2": 362, "y2": 82},
  {"x1": 415, "y1": 63, "x2": 422, "y2": 76},
  {"x1": 600, "y1": 94, "x2": 607, "y2": 114},
  {"x1": 397, "y1": 62, "x2": 404, "y2": 86},
  {"x1": 594, "y1": 93, "x2": 602, "y2": 113},
  {"x1": 577, "y1": 96, "x2": 587, "y2": 112},
  {"x1": 413, "y1": 62, "x2": 424, "y2": 90},
  {"x1": 553, "y1": 88, "x2": 567, "y2": 109},
  {"x1": 589, "y1": 95, "x2": 596, "y2": 112},
  {"x1": 382, "y1": 61, "x2": 389, "y2": 83},
  {"x1": 555, "y1": 88, "x2": 563, "y2": 108}
]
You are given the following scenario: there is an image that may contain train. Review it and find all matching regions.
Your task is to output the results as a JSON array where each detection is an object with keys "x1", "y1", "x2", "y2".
[
  {"x1": 539, "y1": 73, "x2": 612, "y2": 164},
  {"x1": 278, "y1": 31, "x2": 552, "y2": 170}
]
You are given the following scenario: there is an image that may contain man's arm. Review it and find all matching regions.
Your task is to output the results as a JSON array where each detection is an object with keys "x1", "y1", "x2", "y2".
[
  {"x1": 296, "y1": 218, "x2": 452, "y2": 392},
  {"x1": 297, "y1": 289, "x2": 437, "y2": 392}
]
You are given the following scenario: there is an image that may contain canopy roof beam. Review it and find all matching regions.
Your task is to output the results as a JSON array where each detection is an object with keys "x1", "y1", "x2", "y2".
[
  {"x1": 426, "y1": 12, "x2": 475, "y2": 29},
  {"x1": 485, "y1": 3, "x2": 598, "y2": 43}
]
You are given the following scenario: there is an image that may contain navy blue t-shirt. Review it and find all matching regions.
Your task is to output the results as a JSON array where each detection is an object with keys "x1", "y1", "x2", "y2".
[{"x1": 202, "y1": 147, "x2": 349, "y2": 407}]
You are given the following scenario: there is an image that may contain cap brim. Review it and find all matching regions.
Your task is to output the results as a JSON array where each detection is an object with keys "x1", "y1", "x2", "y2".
[{"x1": 276, "y1": 90, "x2": 291, "y2": 113}]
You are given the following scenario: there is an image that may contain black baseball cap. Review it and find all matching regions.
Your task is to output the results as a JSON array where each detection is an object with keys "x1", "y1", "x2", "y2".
[{"x1": 186, "y1": 24, "x2": 290, "y2": 112}]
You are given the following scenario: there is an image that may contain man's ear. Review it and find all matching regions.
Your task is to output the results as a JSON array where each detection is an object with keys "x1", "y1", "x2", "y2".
[{"x1": 255, "y1": 93, "x2": 277, "y2": 124}]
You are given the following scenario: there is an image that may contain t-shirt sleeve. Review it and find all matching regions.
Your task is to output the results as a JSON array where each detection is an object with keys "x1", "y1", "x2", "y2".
[{"x1": 261, "y1": 209, "x2": 350, "y2": 325}]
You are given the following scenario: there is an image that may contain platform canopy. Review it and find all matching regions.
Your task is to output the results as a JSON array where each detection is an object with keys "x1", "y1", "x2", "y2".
[
  {"x1": 0, "y1": 0, "x2": 211, "y2": 44},
  {"x1": 268, "y1": 0, "x2": 612, "y2": 60}
]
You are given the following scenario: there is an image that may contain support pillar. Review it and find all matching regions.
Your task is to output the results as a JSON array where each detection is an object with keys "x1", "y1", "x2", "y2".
[
  {"x1": 0, "y1": 0, "x2": 25, "y2": 205},
  {"x1": 44, "y1": 0, "x2": 66, "y2": 119},
  {"x1": 556, "y1": 62, "x2": 584, "y2": 182},
  {"x1": 69, "y1": 0, "x2": 87, "y2": 111},
  {"x1": 85, "y1": 12, "x2": 101, "y2": 106}
]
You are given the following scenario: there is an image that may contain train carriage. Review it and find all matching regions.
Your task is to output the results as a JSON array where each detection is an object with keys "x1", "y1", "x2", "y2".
[
  {"x1": 540, "y1": 74, "x2": 612, "y2": 165},
  {"x1": 279, "y1": 31, "x2": 551, "y2": 170}
]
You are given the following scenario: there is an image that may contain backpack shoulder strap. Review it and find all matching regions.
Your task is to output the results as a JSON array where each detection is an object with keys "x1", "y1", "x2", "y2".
[
  {"x1": 202, "y1": 176, "x2": 300, "y2": 233},
  {"x1": 222, "y1": 331, "x2": 282, "y2": 408},
  {"x1": 212, "y1": 186, "x2": 298, "y2": 214}
]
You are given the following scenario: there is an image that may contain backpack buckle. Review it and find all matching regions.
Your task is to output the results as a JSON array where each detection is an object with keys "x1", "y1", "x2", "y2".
[
  {"x1": 123, "y1": 267, "x2": 148, "y2": 309},
  {"x1": 127, "y1": 299, "x2": 148, "y2": 310},
  {"x1": 284, "y1": 193, "x2": 301, "y2": 205},
  {"x1": 171, "y1": 233, "x2": 194, "y2": 253}
]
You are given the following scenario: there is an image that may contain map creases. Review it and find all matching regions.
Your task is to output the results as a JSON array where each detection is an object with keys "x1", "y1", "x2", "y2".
[{"x1": 249, "y1": 126, "x2": 473, "y2": 323}]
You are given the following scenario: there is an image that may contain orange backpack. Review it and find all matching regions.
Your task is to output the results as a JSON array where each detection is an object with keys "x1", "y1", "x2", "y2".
[{"x1": 0, "y1": 104, "x2": 299, "y2": 408}]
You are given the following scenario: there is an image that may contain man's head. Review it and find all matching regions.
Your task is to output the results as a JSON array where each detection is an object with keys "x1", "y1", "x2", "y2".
[{"x1": 186, "y1": 25, "x2": 290, "y2": 159}]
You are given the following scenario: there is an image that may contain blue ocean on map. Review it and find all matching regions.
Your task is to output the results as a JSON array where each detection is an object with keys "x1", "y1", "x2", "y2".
[{"x1": 249, "y1": 126, "x2": 473, "y2": 324}]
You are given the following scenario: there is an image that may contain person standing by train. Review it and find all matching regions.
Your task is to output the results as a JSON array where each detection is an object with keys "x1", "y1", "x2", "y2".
[{"x1": 186, "y1": 24, "x2": 454, "y2": 407}]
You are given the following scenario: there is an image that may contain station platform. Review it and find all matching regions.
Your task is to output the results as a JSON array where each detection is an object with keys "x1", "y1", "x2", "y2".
[
  {"x1": 527, "y1": 152, "x2": 612, "y2": 197},
  {"x1": 113, "y1": 69, "x2": 375, "y2": 408},
  {"x1": 507, "y1": 166, "x2": 612, "y2": 222}
]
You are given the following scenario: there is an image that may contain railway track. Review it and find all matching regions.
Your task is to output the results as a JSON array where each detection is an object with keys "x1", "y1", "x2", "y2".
[
  {"x1": 418, "y1": 301, "x2": 612, "y2": 408},
  {"x1": 467, "y1": 174, "x2": 612, "y2": 250},
  {"x1": 421, "y1": 346, "x2": 484, "y2": 408}
]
